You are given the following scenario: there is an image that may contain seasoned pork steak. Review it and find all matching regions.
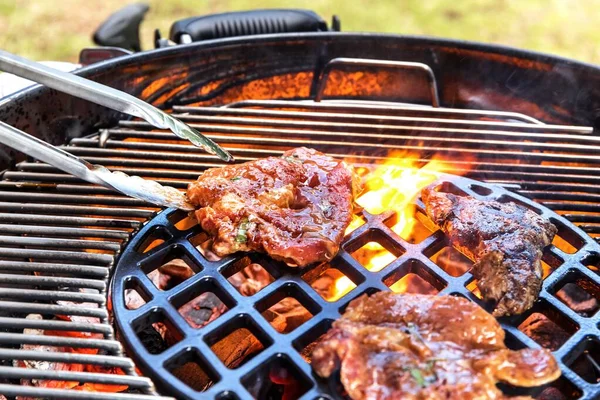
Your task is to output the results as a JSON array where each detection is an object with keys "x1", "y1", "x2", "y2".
[
  {"x1": 312, "y1": 292, "x2": 560, "y2": 400},
  {"x1": 422, "y1": 187, "x2": 557, "y2": 316},
  {"x1": 187, "y1": 147, "x2": 360, "y2": 267}
]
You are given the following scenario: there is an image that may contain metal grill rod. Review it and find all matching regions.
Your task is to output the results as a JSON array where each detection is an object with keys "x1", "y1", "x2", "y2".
[
  {"x1": 222, "y1": 99, "x2": 546, "y2": 124},
  {"x1": 172, "y1": 107, "x2": 590, "y2": 134}
]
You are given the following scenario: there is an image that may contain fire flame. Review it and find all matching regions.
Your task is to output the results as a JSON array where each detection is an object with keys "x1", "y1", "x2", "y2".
[
  {"x1": 332, "y1": 153, "x2": 464, "y2": 299},
  {"x1": 357, "y1": 155, "x2": 454, "y2": 240}
]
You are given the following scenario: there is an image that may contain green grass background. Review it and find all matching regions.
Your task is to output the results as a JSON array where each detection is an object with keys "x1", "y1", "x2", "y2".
[{"x1": 1, "y1": 0, "x2": 600, "y2": 64}]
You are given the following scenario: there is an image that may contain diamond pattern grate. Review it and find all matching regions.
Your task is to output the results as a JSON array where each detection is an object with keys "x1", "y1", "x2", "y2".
[{"x1": 112, "y1": 174, "x2": 600, "y2": 400}]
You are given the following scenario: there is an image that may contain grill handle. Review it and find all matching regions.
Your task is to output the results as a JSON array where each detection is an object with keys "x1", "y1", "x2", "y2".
[
  {"x1": 169, "y1": 9, "x2": 334, "y2": 43},
  {"x1": 0, "y1": 121, "x2": 194, "y2": 211},
  {"x1": 315, "y1": 58, "x2": 441, "y2": 107}
]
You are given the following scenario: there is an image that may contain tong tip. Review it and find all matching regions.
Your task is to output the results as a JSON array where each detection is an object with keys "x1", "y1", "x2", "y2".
[{"x1": 168, "y1": 118, "x2": 234, "y2": 163}]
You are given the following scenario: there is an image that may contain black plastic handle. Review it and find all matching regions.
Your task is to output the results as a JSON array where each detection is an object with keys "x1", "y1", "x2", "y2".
[
  {"x1": 93, "y1": 3, "x2": 149, "y2": 52},
  {"x1": 169, "y1": 9, "x2": 331, "y2": 43}
]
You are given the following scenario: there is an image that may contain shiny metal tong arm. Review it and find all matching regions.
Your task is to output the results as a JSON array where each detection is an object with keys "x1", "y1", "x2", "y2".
[
  {"x1": 0, "y1": 49, "x2": 233, "y2": 162},
  {"x1": 0, "y1": 121, "x2": 194, "y2": 211}
]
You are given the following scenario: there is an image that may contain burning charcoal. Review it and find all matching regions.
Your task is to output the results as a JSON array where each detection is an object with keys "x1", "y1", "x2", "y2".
[
  {"x1": 15, "y1": 314, "x2": 128, "y2": 394},
  {"x1": 519, "y1": 313, "x2": 571, "y2": 352},
  {"x1": 555, "y1": 283, "x2": 599, "y2": 317},
  {"x1": 158, "y1": 258, "x2": 195, "y2": 283},
  {"x1": 210, "y1": 327, "x2": 265, "y2": 369},
  {"x1": 137, "y1": 323, "x2": 168, "y2": 355},
  {"x1": 178, "y1": 292, "x2": 228, "y2": 329},
  {"x1": 227, "y1": 262, "x2": 274, "y2": 296},
  {"x1": 124, "y1": 287, "x2": 147, "y2": 310},
  {"x1": 15, "y1": 316, "x2": 83, "y2": 389},
  {"x1": 538, "y1": 387, "x2": 567, "y2": 400},
  {"x1": 268, "y1": 297, "x2": 312, "y2": 333}
]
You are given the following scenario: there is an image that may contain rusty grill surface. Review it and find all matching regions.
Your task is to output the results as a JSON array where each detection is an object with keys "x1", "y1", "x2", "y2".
[{"x1": 0, "y1": 98, "x2": 599, "y2": 399}]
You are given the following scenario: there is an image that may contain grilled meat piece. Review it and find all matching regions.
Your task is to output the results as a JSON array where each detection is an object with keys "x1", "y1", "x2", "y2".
[
  {"x1": 311, "y1": 292, "x2": 560, "y2": 400},
  {"x1": 187, "y1": 147, "x2": 361, "y2": 267},
  {"x1": 421, "y1": 187, "x2": 557, "y2": 316}
]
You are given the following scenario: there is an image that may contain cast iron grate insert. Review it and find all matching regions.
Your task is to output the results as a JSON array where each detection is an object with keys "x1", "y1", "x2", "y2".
[{"x1": 111, "y1": 175, "x2": 600, "y2": 400}]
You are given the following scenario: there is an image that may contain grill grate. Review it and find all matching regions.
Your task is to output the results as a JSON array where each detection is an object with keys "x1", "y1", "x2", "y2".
[
  {"x1": 0, "y1": 98, "x2": 598, "y2": 399},
  {"x1": 111, "y1": 175, "x2": 600, "y2": 400}
]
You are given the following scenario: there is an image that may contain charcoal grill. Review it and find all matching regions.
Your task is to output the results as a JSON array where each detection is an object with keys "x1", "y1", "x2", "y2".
[{"x1": 0, "y1": 26, "x2": 600, "y2": 400}]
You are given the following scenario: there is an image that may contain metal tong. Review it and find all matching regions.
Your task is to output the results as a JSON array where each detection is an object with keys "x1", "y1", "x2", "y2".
[
  {"x1": 0, "y1": 49, "x2": 233, "y2": 162},
  {"x1": 0, "y1": 121, "x2": 194, "y2": 211}
]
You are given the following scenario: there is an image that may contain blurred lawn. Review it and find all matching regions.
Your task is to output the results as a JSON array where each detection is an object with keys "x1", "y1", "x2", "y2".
[{"x1": 1, "y1": 0, "x2": 600, "y2": 64}]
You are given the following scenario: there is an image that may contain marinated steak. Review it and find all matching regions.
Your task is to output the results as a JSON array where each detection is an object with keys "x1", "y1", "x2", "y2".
[
  {"x1": 311, "y1": 292, "x2": 560, "y2": 400},
  {"x1": 421, "y1": 187, "x2": 557, "y2": 316},
  {"x1": 187, "y1": 147, "x2": 361, "y2": 267}
]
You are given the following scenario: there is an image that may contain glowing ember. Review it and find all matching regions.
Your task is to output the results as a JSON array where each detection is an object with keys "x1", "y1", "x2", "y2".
[
  {"x1": 352, "y1": 242, "x2": 396, "y2": 272},
  {"x1": 331, "y1": 276, "x2": 355, "y2": 301}
]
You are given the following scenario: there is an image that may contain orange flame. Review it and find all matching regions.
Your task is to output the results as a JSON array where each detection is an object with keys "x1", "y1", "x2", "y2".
[{"x1": 333, "y1": 152, "x2": 469, "y2": 297}]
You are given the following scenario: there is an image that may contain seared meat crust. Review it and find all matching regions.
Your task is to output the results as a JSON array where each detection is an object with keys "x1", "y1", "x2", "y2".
[
  {"x1": 187, "y1": 147, "x2": 360, "y2": 267},
  {"x1": 421, "y1": 188, "x2": 557, "y2": 316},
  {"x1": 312, "y1": 292, "x2": 560, "y2": 400}
]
